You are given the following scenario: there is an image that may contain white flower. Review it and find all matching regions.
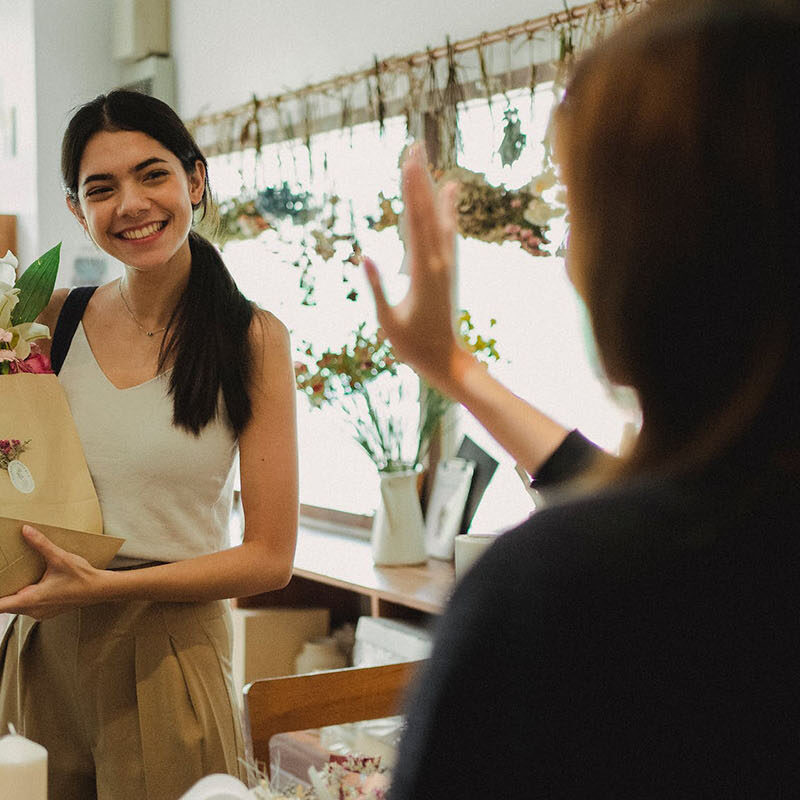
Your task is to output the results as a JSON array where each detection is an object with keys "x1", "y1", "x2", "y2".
[
  {"x1": 0, "y1": 250, "x2": 18, "y2": 289},
  {"x1": 0, "y1": 285, "x2": 20, "y2": 330},
  {"x1": 529, "y1": 169, "x2": 558, "y2": 196},
  {"x1": 523, "y1": 198, "x2": 565, "y2": 227},
  {"x1": 0, "y1": 251, "x2": 51, "y2": 356},
  {"x1": 8, "y1": 321, "x2": 50, "y2": 361}
]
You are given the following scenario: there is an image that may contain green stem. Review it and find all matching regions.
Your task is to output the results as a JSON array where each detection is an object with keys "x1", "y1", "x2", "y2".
[{"x1": 360, "y1": 384, "x2": 391, "y2": 465}]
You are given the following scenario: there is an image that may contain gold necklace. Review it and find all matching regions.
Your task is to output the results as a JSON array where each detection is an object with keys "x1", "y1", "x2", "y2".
[{"x1": 117, "y1": 280, "x2": 168, "y2": 338}]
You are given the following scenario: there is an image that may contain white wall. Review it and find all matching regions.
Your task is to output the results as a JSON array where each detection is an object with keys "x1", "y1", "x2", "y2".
[
  {"x1": 0, "y1": 0, "x2": 37, "y2": 265},
  {"x1": 33, "y1": 0, "x2": 121, "y2": 286},
  {"x1": 171, "y1": 0, "x2": 564, "y2": 119}
]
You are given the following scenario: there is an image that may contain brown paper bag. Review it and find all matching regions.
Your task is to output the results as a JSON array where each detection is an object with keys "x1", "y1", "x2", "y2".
[{"x1": 0, "y1": 373, "x2": 123, "y2": 598}]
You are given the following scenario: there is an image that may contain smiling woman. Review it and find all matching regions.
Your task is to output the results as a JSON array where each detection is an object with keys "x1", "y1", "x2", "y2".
[
  {"x1": 0, "y1": 90, "x2": 299, "y2": 800},
  {"x1": 69, "y1": 133, "x2": 203, "y2": 279}
]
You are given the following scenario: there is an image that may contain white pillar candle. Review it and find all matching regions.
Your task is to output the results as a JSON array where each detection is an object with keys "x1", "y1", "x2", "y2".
[{"x1": 0, "y1": 725, "x2": 47, "y2": 800}]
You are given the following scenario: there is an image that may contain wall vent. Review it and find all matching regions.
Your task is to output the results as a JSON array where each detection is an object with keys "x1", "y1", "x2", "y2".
[
  {"x1": 119, "y1": 55, "x2": 175, "y2": 107},
  {"x1": 113, "y1": 0, "x2": 170, "y2": 63}
]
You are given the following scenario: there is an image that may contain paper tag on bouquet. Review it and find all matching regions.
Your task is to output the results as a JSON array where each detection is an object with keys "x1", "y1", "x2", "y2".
[{"x1": 7, "y1": 460, "x2": 35, "y2": 494}]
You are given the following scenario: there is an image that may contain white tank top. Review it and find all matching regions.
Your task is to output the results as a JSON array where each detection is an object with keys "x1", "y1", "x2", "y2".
[{"x1": 58, "y1": 322, "x2": 238, "y2": 565}]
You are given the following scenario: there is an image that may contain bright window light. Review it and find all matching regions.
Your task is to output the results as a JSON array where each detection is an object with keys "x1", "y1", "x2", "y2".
[{"x1": 208, "y1": 84, "x2": 639, "y2": 529}]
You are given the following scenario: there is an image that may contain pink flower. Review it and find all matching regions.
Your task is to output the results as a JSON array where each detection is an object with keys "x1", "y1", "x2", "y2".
[
  {"x1": 12, "y1": 352, "x2": 53, "y2": 374},
  {"x1": 0, "y1": 349, "x2": 17, "y2": 362}
]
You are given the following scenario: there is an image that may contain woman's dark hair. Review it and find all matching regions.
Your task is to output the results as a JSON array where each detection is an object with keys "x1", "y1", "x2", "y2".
[
  {"x1": 61, "y1": 89, "x2": 255, "y2": 436},
  {"x1": 555, "y1": 0, "x2": 800, "y2": 478}
]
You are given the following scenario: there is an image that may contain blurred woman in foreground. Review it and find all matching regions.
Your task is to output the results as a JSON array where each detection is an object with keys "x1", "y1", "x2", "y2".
[{"x1": 365, "y1": 1, "x2": 800, "y2": 796}]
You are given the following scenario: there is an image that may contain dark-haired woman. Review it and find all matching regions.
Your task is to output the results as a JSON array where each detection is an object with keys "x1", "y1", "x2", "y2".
[
  {"x1": 365, "y1": 1, "x2": 800, "y2": 797},
  {"x1": 0, "y1": 90, "x2": 298, "y2": 800}
]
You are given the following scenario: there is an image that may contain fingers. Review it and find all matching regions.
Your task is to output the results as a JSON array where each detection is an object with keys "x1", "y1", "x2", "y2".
[
  {"x1": 363, "y1": 257, "x2": 391, "y2": 325},
  {"x1": 402, "y1": 144, "x2": 444, "y2": 272},
  {"x1": 21, "y1": 524, "x2": 61, "y2": 560},
  {"x1": 437, "y1": 181, "x2": 459, "y2": 263}
]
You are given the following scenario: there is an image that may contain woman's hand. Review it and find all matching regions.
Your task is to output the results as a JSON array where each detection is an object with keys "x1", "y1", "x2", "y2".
[
  {"x1": 0, "y1": 525, "x2": 103, "y2": 619},
  {"x1": 365, "y1": 144, "x2": 571, "y2": 476},
  {"x1": 363, "y1": 143, "x2": 474, "y2": 397}
]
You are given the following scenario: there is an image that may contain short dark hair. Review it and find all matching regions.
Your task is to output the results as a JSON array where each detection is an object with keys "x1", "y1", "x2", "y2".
[
  {"x1": 556, "y1": 0, "x2": 800, "y2": 477},
  {"x1": 62, "y1": 89, "x2": 255, "y2": 436}
]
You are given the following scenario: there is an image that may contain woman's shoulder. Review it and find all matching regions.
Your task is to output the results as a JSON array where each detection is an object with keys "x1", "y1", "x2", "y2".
[
  {"x1": 244, "y1": 306, "x2": 293, "y2": 395},
  {"x1": 248, "y1": 305, "x2": 290, "y2": 354},
  {"x1": 250, "y1": 305, "x2": 288, "y2": 334}
]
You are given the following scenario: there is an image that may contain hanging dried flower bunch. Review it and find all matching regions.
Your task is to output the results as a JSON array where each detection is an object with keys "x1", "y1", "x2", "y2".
[
  {"x1": 498, "y1": 106, "x2": 527, "y2": 167},
  {"x1": 369, "y1": 165, "x2": 564, "y2": 258},
  {"x1": 210, "y1": 182, "x2": 319, "y2": 245}
]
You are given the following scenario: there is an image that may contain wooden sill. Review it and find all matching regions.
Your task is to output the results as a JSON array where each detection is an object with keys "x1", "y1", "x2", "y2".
[{"x1": 299, "y1": 503, "x2": 373, "y2": 531}]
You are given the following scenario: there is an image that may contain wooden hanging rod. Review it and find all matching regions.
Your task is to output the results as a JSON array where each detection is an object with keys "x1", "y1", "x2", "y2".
[{"x1": 186, "y1": 0, "x2": 641, "y2": 129}]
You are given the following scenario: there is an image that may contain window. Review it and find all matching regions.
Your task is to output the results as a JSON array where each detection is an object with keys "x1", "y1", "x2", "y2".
[{"x1": 207, "y1": 83, "x2": 639, "y2": 532}]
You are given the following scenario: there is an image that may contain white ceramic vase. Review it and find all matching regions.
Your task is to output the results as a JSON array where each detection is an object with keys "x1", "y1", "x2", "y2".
[{"x1": 371, "y1": 468, "x2": 428, "y2": 566}]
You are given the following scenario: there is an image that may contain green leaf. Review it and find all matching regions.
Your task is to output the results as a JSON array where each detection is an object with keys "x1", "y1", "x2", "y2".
[{"x1": 10, "y1": 243, "x2": 61, "y2": 325}]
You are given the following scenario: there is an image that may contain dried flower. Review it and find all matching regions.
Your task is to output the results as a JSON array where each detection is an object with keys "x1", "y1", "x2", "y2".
[
  {"x1": 0, "y1": 438, "x2": 30, "y2": 470},
  {"x1": 296, "y1": 315, "x2": 499, "y2": 472}
]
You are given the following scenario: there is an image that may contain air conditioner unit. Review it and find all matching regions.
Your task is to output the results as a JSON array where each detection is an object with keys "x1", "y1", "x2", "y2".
[
  {"x1": 119, "y1": 55, "x2": 175, "y2": 108},
  {"x1": 113, "y1": 0, "x2": 170, "y2": 63}
]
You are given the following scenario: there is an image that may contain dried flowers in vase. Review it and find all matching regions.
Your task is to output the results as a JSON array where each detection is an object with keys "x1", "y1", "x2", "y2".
[{"x1": 294, "y1": 312, "x2": 498, "y2": 473}]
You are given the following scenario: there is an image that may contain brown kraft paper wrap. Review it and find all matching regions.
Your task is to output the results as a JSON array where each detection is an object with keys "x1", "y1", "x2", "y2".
[{"x1": 0, "y1": 373, "x2": 123, "y2": 598}]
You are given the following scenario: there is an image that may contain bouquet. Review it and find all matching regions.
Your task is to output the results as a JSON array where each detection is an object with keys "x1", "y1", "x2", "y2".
[
  {"x1": 1, "y1": 246, "x2": 122, "y2": 598},
  {"x1": 0, "y1": 249, "x2": 55, "y2": 375},
  {"x1": 294, "y1": 312, "x2": 499, "y2": 473}
]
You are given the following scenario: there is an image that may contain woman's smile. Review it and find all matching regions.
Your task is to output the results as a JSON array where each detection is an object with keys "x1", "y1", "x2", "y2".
[{"x1": 115, "y1": 220, "x2": 169, "y2": 242}]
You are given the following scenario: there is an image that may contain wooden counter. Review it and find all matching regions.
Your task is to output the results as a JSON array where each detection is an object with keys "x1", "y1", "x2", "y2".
[{"x1": 238, "y1": 525, "x2": 455, "y2": 625}]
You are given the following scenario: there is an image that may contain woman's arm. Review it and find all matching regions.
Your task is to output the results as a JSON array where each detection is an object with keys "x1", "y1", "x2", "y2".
[
  {"x1": 0, "y1": 310, "x2": 299, "y2": 617},
  {"x1": 363, "y1": 144, "x2": 568, "y2": 477}
]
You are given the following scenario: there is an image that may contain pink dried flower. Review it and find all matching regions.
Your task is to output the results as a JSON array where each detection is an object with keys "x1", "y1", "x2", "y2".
[{"x1": 12, "y1": 352, "x2": 53, "y2": 374}]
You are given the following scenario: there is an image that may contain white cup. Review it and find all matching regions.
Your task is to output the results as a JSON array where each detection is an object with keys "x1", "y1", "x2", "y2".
[{"x1": 454, "y1": 533, "x2": 497, "y2": 581}]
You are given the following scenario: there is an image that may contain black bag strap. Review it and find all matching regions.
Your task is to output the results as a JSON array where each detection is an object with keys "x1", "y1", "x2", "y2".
[{"x1": 50, "y1": 286, "x2": 98, "y2": 375}]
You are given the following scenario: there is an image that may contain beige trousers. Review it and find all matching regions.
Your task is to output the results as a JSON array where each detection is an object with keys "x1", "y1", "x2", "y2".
[{"x1": 0, "y1": 599, "x2": 246, "y2": 800}]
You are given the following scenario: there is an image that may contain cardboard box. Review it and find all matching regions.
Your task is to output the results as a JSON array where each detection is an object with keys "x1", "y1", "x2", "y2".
[
  {"x1": 231, "y1": 607, "x2": 330, "y2": 696},
  {"x1": 353, "y1": 616, "x2": 432, "y2": 666}
]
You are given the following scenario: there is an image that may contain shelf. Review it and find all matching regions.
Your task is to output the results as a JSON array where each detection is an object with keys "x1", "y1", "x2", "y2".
[{"x1": 238, "y1": 524, "x2": 455, "y2": 621}]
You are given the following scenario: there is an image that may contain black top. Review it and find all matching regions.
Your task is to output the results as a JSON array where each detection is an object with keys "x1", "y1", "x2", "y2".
[
  {"x1": 390, "y1": 438, "x2": 800, "y2": 798},
  {"x1": 531, "y1": 428, "x2": 610, "y2": 487}
]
